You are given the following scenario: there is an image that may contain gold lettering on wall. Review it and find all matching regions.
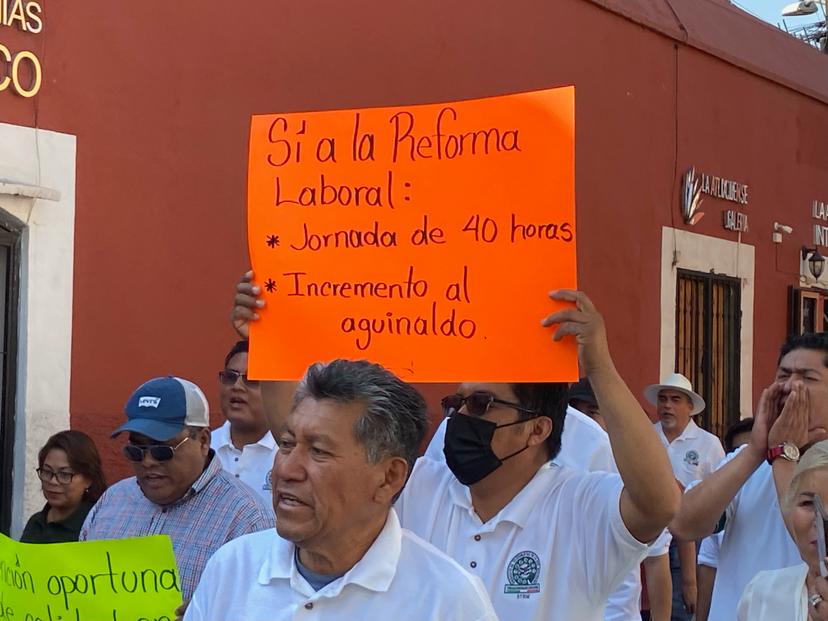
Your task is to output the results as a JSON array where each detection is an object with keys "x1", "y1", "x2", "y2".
[{"x1": 0, "y1": 0, "x2": 44, "y2": 97}]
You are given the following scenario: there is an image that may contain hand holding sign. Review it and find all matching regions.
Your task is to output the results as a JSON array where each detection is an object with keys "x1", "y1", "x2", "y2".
[
  {"x1": 232, "y1": 270, "x2": 265, "y2": 339},
  {"x1": 542, "y1": 290, "x2": 612, "y2": 377},
  {"x1": 247, "y1": 87, "x2": 578, "y2": 382}
]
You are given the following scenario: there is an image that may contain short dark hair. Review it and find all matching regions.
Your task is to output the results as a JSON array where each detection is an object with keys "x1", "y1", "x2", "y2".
[
  {"x1": 38, "y1": 430, "x2": 108, "y2": 502},
  {"x1": 778, "y1": 332, "x2": 828, "y2": 368},
  {"x1": 724, "y1": 417, "x2": 754, "y2": 453},
  {"x1": 510, "y1": 383, "x2": 568, "y2": 461},
  {"x1": 294, "y1": 359, "x2": 428, "y2": 498},
  {"x1": 224, "y1": 340, "x2": 249, "y2": 368}
]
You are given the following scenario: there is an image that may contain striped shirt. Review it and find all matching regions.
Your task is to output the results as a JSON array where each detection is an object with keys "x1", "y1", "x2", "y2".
[{"x1": 80, "y1": 451, "x2": 274, "y2": 599}]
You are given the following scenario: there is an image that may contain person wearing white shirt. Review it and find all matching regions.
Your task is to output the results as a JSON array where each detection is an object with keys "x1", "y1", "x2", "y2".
[
  {"x1": 564, "y1": 377, "x2": 672, "y2": 621},
  {"x1": 427, "y1": 377, "x2": 648, "y2": 621},
  {"x1": 641, "y1": 530, "x2": 673, "y2": 621},
  {"x1": 644, "y1": 373, "x2": 725, "y2": 620},
  {"x1": 737, "y1": 439, "x2": 828, "y2": 621},
  {"x1": 564, "y1": 379, "x2": 670, "y2": 621},
  {"x1": 393, "y1": 290, "x2": 680, "y2": 621},
  {"x1": 213, "y1": 341, "x2": 278, "y2": 504},
  {"x1": 695, "y1": 533, "x2": 722, "y2": 621},
  {"x1": 186, "y1": 359, "x2": 497, "y2": 621},
  {"x1": 564, "y1": 380, "x2": 660, "y2": 621},
  {"x1": 671, "y1": 332, "x2": 828, "y2": 621},
  {"x1": 557, "y1": 376, "x2": 616, "y2": 473},
  {"x1": 695, "y1": 417, "x2": 753, "y2": 621},
  {"x1": 231, "y1": 281, "x2": 680, "y2": 621},
  {"x1": 645, "y1": 374, "x2": 725, "y2": 489},
  {"x1": 425, "y1": 380, "x2": 640, "y2": 621}
]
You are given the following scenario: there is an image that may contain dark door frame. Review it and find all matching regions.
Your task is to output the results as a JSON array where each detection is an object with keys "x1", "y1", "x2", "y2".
[{"x1": 0, "y1": 219, "x2": 22, "y2": 535}]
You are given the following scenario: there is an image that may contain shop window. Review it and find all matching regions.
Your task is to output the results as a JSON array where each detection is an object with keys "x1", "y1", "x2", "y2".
[
  {"x1": 0, "y1": 226, "x2": 20, "y2": 535},
  {"x1": 788, "y1": 287, "x2": 828, "y2": 335},
  {"x1": 675, "y1": 269, "x2": 741, "y2": 441}
]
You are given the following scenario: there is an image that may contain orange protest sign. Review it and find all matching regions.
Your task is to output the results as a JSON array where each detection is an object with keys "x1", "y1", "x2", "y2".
[{"x1": 247, "y1": 87, "x2": 577, "y2": 382}]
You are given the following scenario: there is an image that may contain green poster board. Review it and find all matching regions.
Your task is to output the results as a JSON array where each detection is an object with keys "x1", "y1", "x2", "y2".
[{"x1": 0, "y1": 533, "x2": 181, "y2": 620}]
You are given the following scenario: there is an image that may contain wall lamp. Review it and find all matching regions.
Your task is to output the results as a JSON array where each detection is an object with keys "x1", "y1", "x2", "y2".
[{"x1": 802, "y1": 246, "x2": 826, "y2": 279}]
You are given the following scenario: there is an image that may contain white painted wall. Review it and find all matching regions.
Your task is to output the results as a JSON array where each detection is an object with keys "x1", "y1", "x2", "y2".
[
  {"x1": 659, "y1": 226, "x2": 755, "y2": 418},
  {"x1": 0, "y1": 122, "x2": 76, "y2": 537}
]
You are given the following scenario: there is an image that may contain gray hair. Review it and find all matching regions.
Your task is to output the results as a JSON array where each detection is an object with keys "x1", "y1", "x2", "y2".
[
  {"x1": 293, "y1": 359, "x2": 427, "y2": 481},
  {"x1": 785, "y1": 440, "x2": 828, "y2": 510}
]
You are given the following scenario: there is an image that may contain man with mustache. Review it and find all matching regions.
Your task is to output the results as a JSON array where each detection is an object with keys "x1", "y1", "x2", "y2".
[
  {"x1": 670, "y1": 333, "x2": 828, "y2": 621},
  {"x1": 185, "y1": 359, "x2": 498, "y2": 621},
  {"x1": 644, "y1": 373, "x2": 724, "y2": 620}
]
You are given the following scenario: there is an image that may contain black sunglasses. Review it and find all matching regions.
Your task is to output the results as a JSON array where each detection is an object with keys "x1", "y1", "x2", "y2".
[
  {"x1": 122, "y1": 436, "x2": 190, "y2": 463},
  {"x1": 218, "y1": 369, "x2": 259, "y2": 387},
  {"x1": 441, "y1": 392, "x2": 539, "y2": 418}
]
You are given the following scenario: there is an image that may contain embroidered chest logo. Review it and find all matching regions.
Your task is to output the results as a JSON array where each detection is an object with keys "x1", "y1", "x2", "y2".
[
  {"x1": 504, "y1": 551, "x2": 541, "y2": 595},
  {"x1": 263, "y1": 468, "x2": 273, "y2": 491},
  {"x1": 684, "y1": 450, "x2": 700, "y2": 467}
]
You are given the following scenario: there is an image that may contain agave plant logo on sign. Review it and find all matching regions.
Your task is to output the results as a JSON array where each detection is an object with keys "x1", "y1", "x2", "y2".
[
  {"x1": 681, "y1": 167, "x2": 748, "y2": 232},
  {"x1": 682, "y1": 168, "x2": 705, "y2": 226}
]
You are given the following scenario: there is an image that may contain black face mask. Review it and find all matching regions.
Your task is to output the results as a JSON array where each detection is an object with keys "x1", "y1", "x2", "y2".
[{"x1": 443, "y1": 413, "x2": 539, "y2": 485}]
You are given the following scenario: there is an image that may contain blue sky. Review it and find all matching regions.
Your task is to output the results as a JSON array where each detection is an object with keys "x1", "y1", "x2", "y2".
[{"x1": 735, "y1": 0, "x2": 822, "y2": 26}]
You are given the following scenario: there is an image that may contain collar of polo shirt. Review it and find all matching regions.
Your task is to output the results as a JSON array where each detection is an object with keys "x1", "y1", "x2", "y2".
[
  {"x1": 258, "y1": 509, "x2": 403, "y2": 595},
  {"x1": 447, "y1": 461, "x2": 553, "y2": 531}
]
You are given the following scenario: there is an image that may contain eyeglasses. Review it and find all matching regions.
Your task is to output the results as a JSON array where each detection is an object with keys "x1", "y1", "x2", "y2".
[
  {"x1": 441, "y1": 392, "x2": 539, "y2": 418},
  {"x1": 218, "y1": 369, "x2": 259, "y2": 387},
  {"x1": 122, "y1": 436, "x2": 190, "y2": 463},
  {"x1": 36, "y1": 467, "x2": 76, "y2": 484}
]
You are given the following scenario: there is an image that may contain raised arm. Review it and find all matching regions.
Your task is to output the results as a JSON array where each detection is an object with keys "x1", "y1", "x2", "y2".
[
  {"x1": 669, "y1": 387, "x2": 776, "y2": 541},
  {"x1": 231, "y1": 270, "x2": 298, "y2": 435},
  {"x1": 542, "y1": 290, "x2": 680, "y2": 543}
]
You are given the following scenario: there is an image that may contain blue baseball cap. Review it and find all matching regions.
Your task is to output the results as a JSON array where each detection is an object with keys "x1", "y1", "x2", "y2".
[{"x1": 112, "y1": 376, "x2": 210, "y2": 441}]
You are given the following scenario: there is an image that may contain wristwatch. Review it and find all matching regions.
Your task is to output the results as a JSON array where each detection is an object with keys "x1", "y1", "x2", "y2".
[{"x1": 766, "y1": 442, "x2": 800, "y2": 465}]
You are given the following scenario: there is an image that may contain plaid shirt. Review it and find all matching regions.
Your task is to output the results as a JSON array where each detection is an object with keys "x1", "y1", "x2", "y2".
[{"x1": 80, "y1": 451, "x2": 275, "y2": 600}]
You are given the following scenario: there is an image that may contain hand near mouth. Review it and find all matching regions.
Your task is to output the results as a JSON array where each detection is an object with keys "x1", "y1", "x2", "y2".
[{"x1": 768, "y1": 381, "x2": 811, "y2": 449}]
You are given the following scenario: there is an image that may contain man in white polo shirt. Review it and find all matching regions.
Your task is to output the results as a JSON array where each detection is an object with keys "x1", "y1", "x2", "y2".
[
  {"x1": 185, "y1": 360, "x2": 497, "y2": 621},
  {"x1": 392, "y1": 290, "x2": 680, "y2": 621},
  {"x1": 645, "y1": 373, "x2": 724, "y2": 487},
  {"x1": 671, "y1": 332, "x2": 828, "y2": 621},
  {"x1": 212, "y1": 340, "x2": 278, "y2": 504},
  {"x1": 423, "y1": 376, "x2": 615, "y2": 474},
  {"x1": 231, "y1": 279, "x2": 680, "y2": 621},
  {"x1": 644, "y1": 373, "x2": 724, "y2": 620}
]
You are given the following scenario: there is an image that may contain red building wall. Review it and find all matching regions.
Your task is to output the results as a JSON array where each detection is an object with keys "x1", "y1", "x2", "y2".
[{"x1": 1, "y1": 0, "x2": 827, "y2": 481}]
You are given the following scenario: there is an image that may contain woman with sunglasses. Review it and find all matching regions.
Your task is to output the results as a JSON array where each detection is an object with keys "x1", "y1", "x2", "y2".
[{"x1": 20, "y1": 430, "x2": 107, "y2": 543}]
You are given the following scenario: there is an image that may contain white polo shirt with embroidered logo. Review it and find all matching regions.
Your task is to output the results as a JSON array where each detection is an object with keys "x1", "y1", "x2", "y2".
[
  {"x1": 395, "y1": 457, "x2": 648, "y2": 621},
  {"x1": 212, "y1": 420, "x2": 277, "y2": 506},
  {"x1": 654, "y1": 419, "x2": 724, "y2": 488},
  {"x1": 686, "y1": 446, "x2": 800, "y2": 621},
  {"x1": 184, "y1": 509, "x2": 498, "y2": 621}
]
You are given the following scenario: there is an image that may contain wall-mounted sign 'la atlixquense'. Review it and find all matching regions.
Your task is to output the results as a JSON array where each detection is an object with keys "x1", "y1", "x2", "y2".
[
  {"x1": 681, "y1": 167, "x2": 749, "y2": 232},
  {"x1": 0, "y1": 0, "x2": 43, "y2": 98}
]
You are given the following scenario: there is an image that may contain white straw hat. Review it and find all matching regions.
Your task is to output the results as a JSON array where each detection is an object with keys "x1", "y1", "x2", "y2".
[{"x1": 643, "y1": 373, "x2": 705, "y2": 415}]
